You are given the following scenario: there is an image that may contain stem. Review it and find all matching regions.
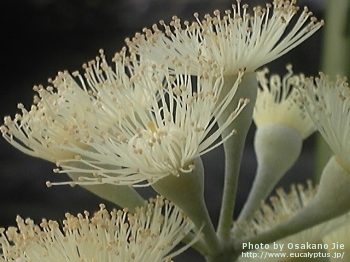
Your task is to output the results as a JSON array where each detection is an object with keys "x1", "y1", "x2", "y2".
[
  {"x1": 236, "y1": 124, "x2": 302, "y2": 224},
  {"x1": 216, "y1": 73, "x2": 257, "y2": 241},
  {"x1": 151, "y1": 157, "x2": 222, "y2": 256}
]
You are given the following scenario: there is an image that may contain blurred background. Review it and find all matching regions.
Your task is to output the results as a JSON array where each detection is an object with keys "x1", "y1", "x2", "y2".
[{"x1": 0, "y1": 0, "x2": 325, "y2": 260}]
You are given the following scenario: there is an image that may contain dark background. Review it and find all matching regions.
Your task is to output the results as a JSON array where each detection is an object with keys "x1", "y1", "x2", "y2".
[{"x1": 0, "y1": 0, "x2": 324, "y2": 261}]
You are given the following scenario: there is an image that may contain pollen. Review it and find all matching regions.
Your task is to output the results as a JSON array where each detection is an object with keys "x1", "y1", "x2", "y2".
[{"x1": 147, "y1": 121, "x2": 158, "y2": 134}]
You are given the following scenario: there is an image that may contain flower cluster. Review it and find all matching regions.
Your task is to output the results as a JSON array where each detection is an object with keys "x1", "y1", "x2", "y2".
[{"x1": 4, "y1": 0, "x2": 349, "y2": 261}]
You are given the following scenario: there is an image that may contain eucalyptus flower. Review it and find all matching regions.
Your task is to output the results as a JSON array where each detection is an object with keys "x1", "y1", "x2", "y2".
[
  {"x1": 0, "y1": 196, "x2": 201, "y2": 262},
  {"x1": 254, "y1": 65, "x2": 315, "y2": 138},
  {"x1": 54, "y1": 68, "x2": 247, "y2": 187},
  {"x1": 279, "y1": 73, "x2": 350, "y2": 230},
  {"x1": 126, "y1": 0, "x2": 323, "y2": 77},
  {"x1": 236, "y1": 65, "x2": 316, "y2": 223},
  {"x1": 0, "y1": 0, "x2": 327, "y2": 260},
  {"x1": 0, "y1": 50, "x2": 163, "y2": 211},
  {"x1": 236, "y1": 181, "x2": 346, "y2": 239},
  {"x1": 235, "y1": 181, "x2": 317, "y2": 239}
]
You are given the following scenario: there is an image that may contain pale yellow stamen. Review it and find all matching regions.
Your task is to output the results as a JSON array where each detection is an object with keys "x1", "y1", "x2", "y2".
[{"x1": 147, "y1": 121, "x2": 158, "y2": 133}]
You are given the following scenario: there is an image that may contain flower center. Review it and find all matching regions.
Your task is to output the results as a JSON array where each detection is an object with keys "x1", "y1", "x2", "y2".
[
  {"x1": 147, "y1": 121, "x2": 158, "y2": 134},
  {"x1": 126, "y1": 122, "x2": 191, "y2": 176}
]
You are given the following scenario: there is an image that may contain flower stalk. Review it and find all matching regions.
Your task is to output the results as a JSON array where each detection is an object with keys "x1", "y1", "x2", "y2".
[
  {"x1": 217, "y1": 73, "x2": 256, "y2": 241},
  {"x1": 152, "y1": 157, "x2": 221, "y2": 256},
  {"x1": 237, "y1": 123, "x2": 302, "y2": 223},
  {"x1": 236, "y1": 65, "x2": 314, "y2": 224}
]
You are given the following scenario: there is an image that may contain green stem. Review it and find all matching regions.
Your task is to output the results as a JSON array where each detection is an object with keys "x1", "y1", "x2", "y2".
[
  {"x1": 235, "y1": 124, "x2": 302, "y2": 225},
  {"x1": 151, "y1": 157, "x2": 222, "y2": 256},
  {"x1": 216, "y1": 73, "x2": 257, "y2": 241}
]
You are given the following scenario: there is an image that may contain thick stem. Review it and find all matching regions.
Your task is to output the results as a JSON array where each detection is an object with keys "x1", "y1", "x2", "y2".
[
  {"x1": 151, "y1": 157, "x2": 221, "y2": 256},
  {"x1": 217, "y1": 73, "x2": 257, "y2": 241},
  {"x1": 236, "y1": 124, "x2": 302, "y2": 224},
  {"x1": 234, "y1": 156, "x2": 350, "y2": 251}
]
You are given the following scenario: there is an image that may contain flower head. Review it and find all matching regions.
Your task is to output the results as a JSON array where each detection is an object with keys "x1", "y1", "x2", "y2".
[
  {"x1": 51, "y1": 57, "x2": 247, "y2": 187},
  {"x1": 2, "y1": 47, "x2": 247, "y2": 187},
  {"x1": 0, "y1": 50, "x2": 160, "y2": 209},
  {"x1": 126, "y1": 0, "x2": 323, "y2": 76},
  {"x1": 1, "y1": 78, "x2": 95, "y2": 163},
  {"x1": 254, "y1": 64, "x2": 316, "y2": 139},
  {"x1": 299, "y1": 74, "x2": 350, "y2": 171},
  {"x1": 0, "y1": 49, "x2": 157, "y2": 165},
  {"x1": 0, "y1": 196, "x2": 201, "y2": 262}
]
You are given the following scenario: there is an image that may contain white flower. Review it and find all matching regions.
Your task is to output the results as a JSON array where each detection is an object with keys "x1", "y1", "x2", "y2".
[
  {"x1": 254, "y1": 64, "x2": 316, "y2": 139},
  {"x1": 55, "y1": 67, "x2": 247, "y2": 186},
  {"x1": 0, "y1": 196, "x2": 201, "y2": 262},
  {"x1": 299, "y1": 73, "x2": 350, "y2": 171},
  {"x1": 0, "y1": 50, "x2": 158, "y2": 209},
  {"x1": 1, "y1": 77, "x2": 95, "y2": 163},
  {"x1": 0, "y1": 49, "x2": 157, "y2": 165},
  {"x1": 0, "y1": 49, "x2": 164, "y2": 179},
  {"x1": 2, "y1": 46, "x2": 247, "y2": 187},
  {"x1": 126, "y1": 0, "x2": 323, "y2": 76}
]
